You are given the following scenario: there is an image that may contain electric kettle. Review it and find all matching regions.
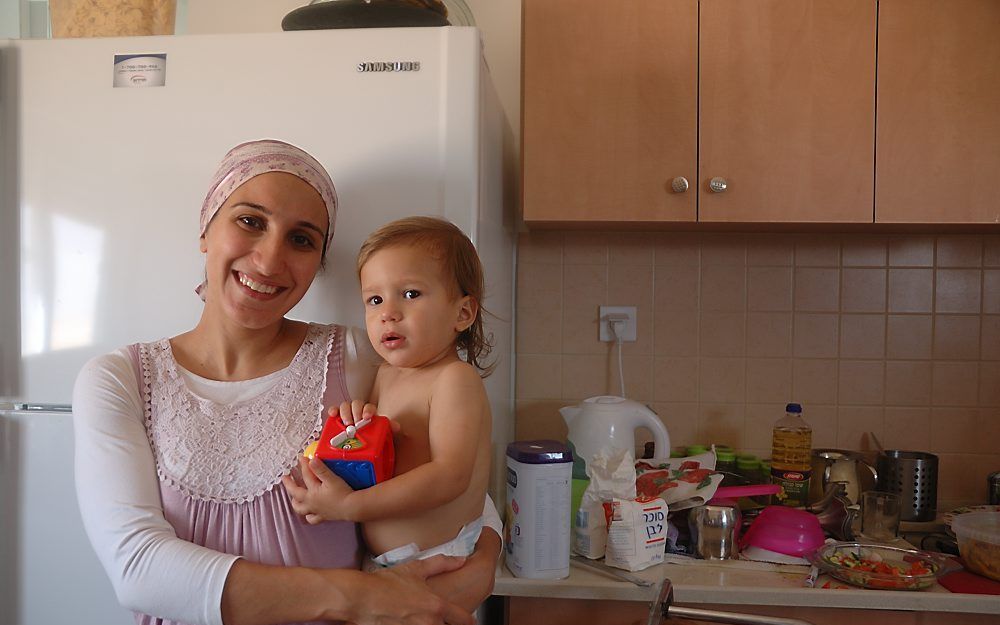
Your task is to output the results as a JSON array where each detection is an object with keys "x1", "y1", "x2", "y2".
[{"x1": 560, "y1": 396, "x2": 671, "y2": 478}]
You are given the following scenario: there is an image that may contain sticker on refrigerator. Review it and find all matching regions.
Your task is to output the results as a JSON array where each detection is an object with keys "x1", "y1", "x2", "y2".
[{"x1": 113, "y1": 54, "x2": 166, "y2": 88}]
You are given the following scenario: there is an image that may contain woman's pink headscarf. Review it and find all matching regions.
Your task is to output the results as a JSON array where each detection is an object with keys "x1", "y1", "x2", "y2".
[{"x1": 196, "y1": 139, "x2": 338, "y2": 299}]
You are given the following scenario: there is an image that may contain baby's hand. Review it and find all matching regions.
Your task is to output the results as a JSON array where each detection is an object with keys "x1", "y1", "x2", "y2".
[
  {"x1": 328, "y1": 401, "x2": 402, "y2": 436},
  {"x1": 328, "y1": 399, "x2": 377, "y2": 427},
  {"x1": 281, "y1": 456, "x2": 356, "y2": 524}
]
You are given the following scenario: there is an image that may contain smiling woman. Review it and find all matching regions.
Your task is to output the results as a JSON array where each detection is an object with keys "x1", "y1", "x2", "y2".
[
  {"x1": 71, "y1": 139, "x2": 501, "y2": 625},
  {"x1": 198, "y1": 173, "x2": 328, "y2": 337}
]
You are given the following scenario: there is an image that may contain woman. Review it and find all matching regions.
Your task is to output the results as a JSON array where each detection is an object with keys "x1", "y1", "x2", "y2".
[{"x1": 72, "y1": 139, "x2": 500, "y2": 625}]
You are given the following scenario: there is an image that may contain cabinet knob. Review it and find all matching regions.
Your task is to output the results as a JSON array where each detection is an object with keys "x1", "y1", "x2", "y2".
[
  {"x1": 709, "y1": 177, "x2": 728, "y2": 193},
  {"x1": 670, "y1": 176, "x2": 689, "y2": 193}
]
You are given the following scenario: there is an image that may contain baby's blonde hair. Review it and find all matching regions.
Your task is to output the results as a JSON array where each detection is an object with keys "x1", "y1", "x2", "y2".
[{"x1": 358, "y1": 216, "x2": 493, "y2": 375}]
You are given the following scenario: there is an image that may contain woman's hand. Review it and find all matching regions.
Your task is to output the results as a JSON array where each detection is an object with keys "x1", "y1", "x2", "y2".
[
  {"x1": 425, "y1": 528, "x2": 500, "y2": 612},
  {"x1": 282, "y1": 456, "x2": 357, "y2": 523},
  {"x1": 346, "y1": 555, "x2": 475, "y2": 625}
]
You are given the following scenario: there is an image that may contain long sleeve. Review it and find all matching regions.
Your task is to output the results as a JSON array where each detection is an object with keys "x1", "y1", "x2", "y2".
[
  {"x1": 73, "y1": 349, "x2": 238, "y2": 625},
  {"x1": 342, "y1": 325, "x2": 381, "y2": 400}
]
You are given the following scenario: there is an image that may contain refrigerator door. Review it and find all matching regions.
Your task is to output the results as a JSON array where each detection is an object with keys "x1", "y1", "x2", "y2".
[
  {"x1": 0, "y1": 410, "x2": 132, "y2": 625},
  {"x1": 6, "y1": 27, "x2": 493, "y2": 406}
]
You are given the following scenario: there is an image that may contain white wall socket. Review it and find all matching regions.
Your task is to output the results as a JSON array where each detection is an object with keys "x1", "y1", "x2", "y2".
[{"x1": 599, "y1": 306, "x2": 637, "y2": 342}]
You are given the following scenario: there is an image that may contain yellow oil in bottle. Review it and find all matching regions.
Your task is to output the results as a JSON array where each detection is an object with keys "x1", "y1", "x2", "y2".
[{"x1": 770, "y1": 403, "x2": 811, "y2": 507}]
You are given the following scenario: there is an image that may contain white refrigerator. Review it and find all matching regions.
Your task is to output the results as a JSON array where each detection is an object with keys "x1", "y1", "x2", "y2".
[{"x1": 0, "y1": 27, "x2": 513, "y2": 625}]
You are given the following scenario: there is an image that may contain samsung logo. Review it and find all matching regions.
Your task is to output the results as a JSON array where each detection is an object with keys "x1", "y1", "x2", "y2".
[{"x1": 357, "y1": 61, "x2": 421, "y2": 73}]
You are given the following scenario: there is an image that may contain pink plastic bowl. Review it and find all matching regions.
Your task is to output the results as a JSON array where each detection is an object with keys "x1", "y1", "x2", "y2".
[{"x1": 740, "y1": 506, "x2": 825, "y2": 557}]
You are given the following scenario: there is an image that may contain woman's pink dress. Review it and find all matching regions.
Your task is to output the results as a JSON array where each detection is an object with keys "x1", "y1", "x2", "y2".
[{"x1": 132, "y1": 323, "x2": 361, "y2": 625}]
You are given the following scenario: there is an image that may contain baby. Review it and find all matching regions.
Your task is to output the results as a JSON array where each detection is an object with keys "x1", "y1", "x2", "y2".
[{"x1": 284, "y1": 216, "x2": 493, "y2": 568}]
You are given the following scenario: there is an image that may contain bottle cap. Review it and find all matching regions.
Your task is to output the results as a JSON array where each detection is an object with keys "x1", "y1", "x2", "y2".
[
  {"x1": 687, "y1": 445, "x2": 708, "y2": 456},
  {"x1": 736, "y1": 455, "x2": 758, "y2": 470},
  {"x1": 506, "y1": 440, "x2": 573, "y2": 464},
  {"x1": 785, "y1": 403, "x2": 802, "y2": 413}
]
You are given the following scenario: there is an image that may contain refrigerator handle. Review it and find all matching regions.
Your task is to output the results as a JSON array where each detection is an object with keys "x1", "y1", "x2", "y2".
[{"x1": 13, "y1": 403, "x2": 73, "y2": 412}]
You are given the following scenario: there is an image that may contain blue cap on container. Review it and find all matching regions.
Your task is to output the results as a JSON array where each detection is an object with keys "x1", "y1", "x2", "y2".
[
  {"x1": 506, "y1": 440, "x2": 573, "y2": 464},
  {"x1": 786, "y1": 403, "x2": 802, "y2": 413}
]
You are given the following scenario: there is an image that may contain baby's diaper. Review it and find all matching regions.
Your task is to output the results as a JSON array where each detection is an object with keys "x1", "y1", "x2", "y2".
[{"x1": 368, "y1": 516, "x2": 484, "y2": 569}]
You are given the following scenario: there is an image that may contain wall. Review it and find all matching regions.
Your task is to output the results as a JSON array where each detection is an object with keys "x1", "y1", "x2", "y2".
[{"x1": 515, "y1": 231, "x2": 1000, "y2": 512}]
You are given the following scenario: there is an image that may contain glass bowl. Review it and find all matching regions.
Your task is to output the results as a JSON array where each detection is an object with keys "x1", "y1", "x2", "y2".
[{"x1": 808, "y1": 542, "x2": 960, "y2": 591}]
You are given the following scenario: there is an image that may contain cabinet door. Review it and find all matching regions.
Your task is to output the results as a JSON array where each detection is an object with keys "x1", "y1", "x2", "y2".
[
  {"x1": 699, "y1": 0, "x2": 876, "y2": 223},
  {"x1": 876, "y1": 0, "x2": 1000, "y2": 224},
  {"x1": 522, "y1": 0, "x2": 697, "y2": 224}
]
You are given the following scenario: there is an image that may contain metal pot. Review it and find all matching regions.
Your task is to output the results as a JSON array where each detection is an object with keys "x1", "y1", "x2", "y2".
[{"x1": 809, "y1": 448, "x2": 877, "y2": 506}]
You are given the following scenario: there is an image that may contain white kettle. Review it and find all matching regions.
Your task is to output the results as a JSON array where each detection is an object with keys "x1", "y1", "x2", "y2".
[{"x1": 560, "y1": 396, "x2": 671, "y2": 476}]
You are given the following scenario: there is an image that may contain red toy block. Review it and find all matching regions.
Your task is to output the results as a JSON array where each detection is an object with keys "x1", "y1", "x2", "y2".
[{"x1": 312, "y1": 415, "x2": 395, "y2": 490}]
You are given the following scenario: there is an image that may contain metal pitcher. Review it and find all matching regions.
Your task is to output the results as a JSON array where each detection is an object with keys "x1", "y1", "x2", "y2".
[{"x1": 809, "y1": 449, "x2": 877, "y2": 506}]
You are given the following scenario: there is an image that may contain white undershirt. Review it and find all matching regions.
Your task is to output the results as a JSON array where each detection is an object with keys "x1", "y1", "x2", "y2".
[{"x1": 73, "y1": 326, "x2": 500, "y2": 625}]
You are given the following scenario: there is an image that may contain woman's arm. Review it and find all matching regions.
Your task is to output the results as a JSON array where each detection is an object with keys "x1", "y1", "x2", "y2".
[
  {"x1": 74, "y1": 351, "x2": 237, "y2": 625},
  {"x1": 221, "y1": 555, "x2": 473, "y2": 625},
  {"x1": 74, "y1": 350, "x2": 472, "y2": 625},
  {"x1": 343, "y1": 325, "x2": 382, "y2": 400},
  {"x1": 426, "y1": 527, "x2": 501, "y2": 612}
]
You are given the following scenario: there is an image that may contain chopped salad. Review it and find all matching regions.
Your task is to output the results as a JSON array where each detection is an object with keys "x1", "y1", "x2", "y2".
[{"x1": 817, "y1": 546, "x2": 940, "y2": 590}]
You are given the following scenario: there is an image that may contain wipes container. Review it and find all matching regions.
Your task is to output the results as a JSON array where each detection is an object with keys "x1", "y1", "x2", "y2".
[{"x1": 505, "y1": 440, "x2": 573, "y2": 579}]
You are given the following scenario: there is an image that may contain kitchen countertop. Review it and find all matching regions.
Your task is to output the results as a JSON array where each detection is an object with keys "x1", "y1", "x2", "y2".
[{"x1": 492, "y1": 555, "x2": 1000, "y2": 615}]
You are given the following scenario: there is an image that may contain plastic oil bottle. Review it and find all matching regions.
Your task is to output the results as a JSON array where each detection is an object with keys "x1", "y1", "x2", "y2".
[{"x1": 770, "y1": 403, "x2": 812, "y2": 507}]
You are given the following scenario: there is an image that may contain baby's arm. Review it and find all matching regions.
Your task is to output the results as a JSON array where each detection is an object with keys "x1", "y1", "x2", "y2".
[{"x1": 288, "y1": 361, "x2": 486, "y2": 523}]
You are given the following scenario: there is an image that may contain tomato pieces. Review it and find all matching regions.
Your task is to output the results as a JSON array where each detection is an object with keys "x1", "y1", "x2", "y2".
[{"x1": 824, "y1": 550, "x2": 937, "y2": 589}]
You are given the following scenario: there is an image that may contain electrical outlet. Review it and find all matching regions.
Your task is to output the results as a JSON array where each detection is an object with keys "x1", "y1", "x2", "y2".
[{"x1": 599, "y1": 306, "x2": 637, "y2": 342}]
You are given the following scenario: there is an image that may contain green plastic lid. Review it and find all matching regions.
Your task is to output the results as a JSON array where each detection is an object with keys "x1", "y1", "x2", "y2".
[
  {"x1": 736, "y1": 455, "x2": 759, "y2": 469},
  {"x1": 716, "y1": 449, "x2": 736, "y2": 462},
  {"x1": 686, "y1": 445, "x2": 708, "y2": 456},
  {"x1": 670, "y1": 449, "x2": 687, "y2": 458}
]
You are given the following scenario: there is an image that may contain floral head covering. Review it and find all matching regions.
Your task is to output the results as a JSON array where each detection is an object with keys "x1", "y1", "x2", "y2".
[
  {"x1": 196, "y1": 139, "x2": 338, "y2": 299},
  {"x1": 200, "y1": 139, "x2": 338, "y2": 244}
]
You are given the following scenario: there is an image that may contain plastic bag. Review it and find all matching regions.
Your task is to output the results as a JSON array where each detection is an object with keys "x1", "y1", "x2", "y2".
[
  {"x1": 634, "y1": 448, "x2": 724, "y2": 511},
  {"x1": 572, "y1": 447, "x2": 636, "y2": 559}
]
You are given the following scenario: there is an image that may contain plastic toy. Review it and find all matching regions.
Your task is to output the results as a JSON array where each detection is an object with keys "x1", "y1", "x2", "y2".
[{"x1": 304, "y1": 415, "x2": 395, "y2": 490}]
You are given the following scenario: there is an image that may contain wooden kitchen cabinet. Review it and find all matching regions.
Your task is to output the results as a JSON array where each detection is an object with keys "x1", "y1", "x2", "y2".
[
  {"x1": 521, "y1": 0, "x2": 698, "y2": 224},
  {"x1": 698, "y1": 0, "x2": 875, "y2": 223},
  {"x1": 522, "y1": 0, "x2": 876, "y2": 226},
  {"x1": 875, "y1": 0, "x2": 1000, "y2": 224}
]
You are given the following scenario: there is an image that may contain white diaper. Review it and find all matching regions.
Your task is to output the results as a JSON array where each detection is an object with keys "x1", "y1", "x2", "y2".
[{"x1": 367, "y1": 516, "x2": 484, "y2": 569}]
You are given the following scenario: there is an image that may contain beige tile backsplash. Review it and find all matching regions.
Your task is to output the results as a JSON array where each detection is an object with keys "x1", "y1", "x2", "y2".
[{"x1": 514, "y1": 231, "x2": 1000, "y2": 511}]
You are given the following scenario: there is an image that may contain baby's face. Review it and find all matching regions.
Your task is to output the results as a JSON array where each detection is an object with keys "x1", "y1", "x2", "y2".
[{"x1": 359, "y1": 243, "x2": 469, "y2": 369}]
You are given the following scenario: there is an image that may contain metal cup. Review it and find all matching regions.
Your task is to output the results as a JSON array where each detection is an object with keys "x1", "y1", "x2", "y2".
[
  {"x1": 989, "y1": 471, "x2": 1000, "y2": 505},
  {"x1": 688, "y1": 504, "x2": 739, "y2": 560}
]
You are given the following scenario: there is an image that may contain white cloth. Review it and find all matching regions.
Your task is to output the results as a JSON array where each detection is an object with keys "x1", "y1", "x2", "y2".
[
  {"x1": 73, "y1": 325, "x2": 501, "y2": 625},
  {"x1": 371, "y1": 516, "x2": 485, "y2": 568}
]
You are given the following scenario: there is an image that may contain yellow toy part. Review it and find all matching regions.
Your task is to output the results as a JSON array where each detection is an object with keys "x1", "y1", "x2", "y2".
[{"x1": 303, "y1": 440, "x2": 319, "y2": 459}]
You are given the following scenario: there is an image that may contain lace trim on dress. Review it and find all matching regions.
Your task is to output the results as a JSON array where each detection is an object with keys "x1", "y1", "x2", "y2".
[{"x1": 138, "y1": 324, "x2": 340, "y2": 504}]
